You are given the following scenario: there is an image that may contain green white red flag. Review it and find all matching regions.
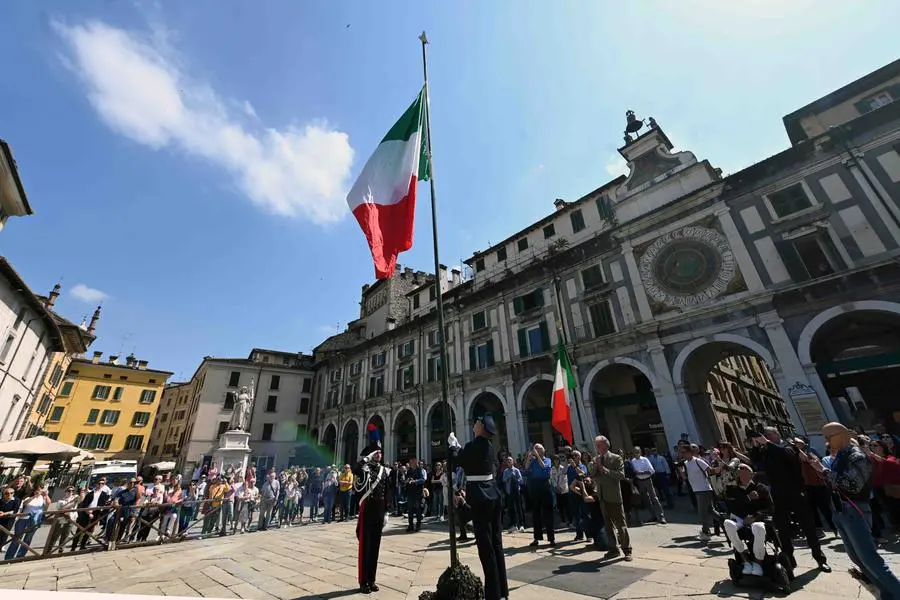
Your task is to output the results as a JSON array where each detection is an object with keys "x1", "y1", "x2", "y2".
[
  {"x1": 551, "y1": 339, "x2": 576, "y2": 445},
  {"x1": 347, "y1": 87, "x2": 429, "y2": 279}
]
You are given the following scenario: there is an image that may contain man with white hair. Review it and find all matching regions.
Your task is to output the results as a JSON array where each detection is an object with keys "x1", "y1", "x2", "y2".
[
  {"x1": 592, "y1": 435, "x2": 632, "y2": 561},
  {"x1": 524, "y1": 443, "x2": 555, "y2": 547},
  {"x1": 722, "y1": 463, "x2": 773, "y2": 576}
]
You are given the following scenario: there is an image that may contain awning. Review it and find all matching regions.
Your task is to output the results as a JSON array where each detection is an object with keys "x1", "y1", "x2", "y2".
[{"x1": 0, "y1": 436, "x2": 85, "y2": 461}]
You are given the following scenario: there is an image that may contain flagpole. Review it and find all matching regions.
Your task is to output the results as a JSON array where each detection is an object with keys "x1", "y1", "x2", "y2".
[{"x1": 419, "y1": 30, "x2": 458, "y2": 567}]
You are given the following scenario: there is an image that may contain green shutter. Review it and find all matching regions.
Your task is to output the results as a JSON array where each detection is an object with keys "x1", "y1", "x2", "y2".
[
  {"x1": 853, "y1": 98, "x2": 873, "y2": 115},
  {"x1": 486, "y1": 340, "x2": 495, "y2": 366},
  {"x1": 775, "y1": 240, "x2": 809, "y2": 282},
  {"x1": 469, "y1": 346, "x2": 477, "y2": 371},
  {"x1": 533, "y1": 288, "x2": 544, "y2": 307},
  {"x1": 539, "y1": 321, "x2": 550, "y2": 353},
  {"x1": 513, "y1": 296, "x2": 524, "y2": 315},
  {"x1": 517, "y1": 328, "x2": 528, "y2": 357}
]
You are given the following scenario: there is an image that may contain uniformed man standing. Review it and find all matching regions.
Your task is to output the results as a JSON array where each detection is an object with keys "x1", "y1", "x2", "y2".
[
  {"x1": 405, "y1": 456, "x2": 427, "y2": 532},
  {"x1": 449, "y1": 415, "x2": 508, "y2": 600},
  {"x1": 353, "y1": 424, "x2": 392, "y2": 594}
]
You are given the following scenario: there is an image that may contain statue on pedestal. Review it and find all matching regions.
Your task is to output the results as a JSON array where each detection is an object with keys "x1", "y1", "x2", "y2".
[{"x1": 228, "y1": 384, "x2": 254, "y2": 431}]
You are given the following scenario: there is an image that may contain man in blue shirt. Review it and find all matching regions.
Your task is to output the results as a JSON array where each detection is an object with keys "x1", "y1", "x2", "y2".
[
  {"x1": 566, "y1": 450, "x2": 589, "y2": 541},
  {"x1": 524, "y1": 443, "x2": 555, "y2": 547},
  {"x1": 501, "y1": 456, "x2": 525, "y2": 532}
]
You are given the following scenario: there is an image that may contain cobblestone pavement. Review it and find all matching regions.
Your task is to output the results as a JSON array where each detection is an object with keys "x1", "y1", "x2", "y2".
[{"x1": 0, "y1": 514, "x2": 897, "y2": 600}]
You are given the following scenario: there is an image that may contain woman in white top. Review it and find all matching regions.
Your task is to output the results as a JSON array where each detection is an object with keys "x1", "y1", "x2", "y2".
[
  {"x1": 237, "y1": 483, "x2": 259, "y2": 533},
  {"x1": 5, "y1": 482, "x2": 50, "y2": 560}
]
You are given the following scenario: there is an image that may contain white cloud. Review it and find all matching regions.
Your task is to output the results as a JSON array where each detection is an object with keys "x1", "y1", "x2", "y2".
[
  {"x1": 53, "y1": 20, "x2": 354, "y2": 224},
  {"x1": 605, "y1": 154, "x2": 628, "y2": 177},
  {"x1": 70, "y1": 284, "x2": 108, "y2": 303}
]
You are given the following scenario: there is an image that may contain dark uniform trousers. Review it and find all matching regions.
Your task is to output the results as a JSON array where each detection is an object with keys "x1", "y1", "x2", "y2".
[
  {"x1": 357, "y1": 495, "x2": 385, "y2": 586},
  {"x1": 530, "y1": 482, "x2": 556, "y2": 543},
  {"x1": 773, "y1": 488, "x2": 825, "y2": 563},
  {"x1": 470, "y1": 486, "x2": 508, "y2": 600}
]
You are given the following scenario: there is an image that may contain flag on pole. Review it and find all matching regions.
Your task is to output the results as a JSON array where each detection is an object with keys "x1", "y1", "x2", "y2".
[
  {"x1": 551, "y1": 339, "x2": 576, "y2": 445},
  {"x1": 347, "y1": 87, "x2": 429, "y2": 279}
]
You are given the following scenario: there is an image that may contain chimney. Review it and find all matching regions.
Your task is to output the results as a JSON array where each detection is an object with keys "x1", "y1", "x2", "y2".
[
  {"x1": 91, "y1": 351, "x2": 103, "y2": 364},
  {"x1": 126, "y1": 353, "x2": 136, "y2": 367},
  {"x1": 137, "y1": 360, "x2": 149, "y2": 371},
  {"x1": 450, "y1": 267, "x2": 461, "y2": 286},
  {"x1": 46, "y1": 283, "x2": 61, "y2": 308},
  {"x1": 87, "y1": 305, "x2": 101, "y2": 336},
  {"x1": 109, "y1": 355, "x2": 119, "y2": 365},
  {"x1": 553, "y1": 198, "x2": 567, "y2": 211}
]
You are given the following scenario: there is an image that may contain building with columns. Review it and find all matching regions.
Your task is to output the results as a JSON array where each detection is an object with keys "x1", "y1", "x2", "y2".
[{"x1": 313, "y1": 58, "x2": 900, "y2": 463}]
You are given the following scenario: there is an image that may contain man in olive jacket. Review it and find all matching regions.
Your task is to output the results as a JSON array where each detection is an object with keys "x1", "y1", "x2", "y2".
[{"x1": 591, "y1": 435, "x2": 632, "y2": 561}]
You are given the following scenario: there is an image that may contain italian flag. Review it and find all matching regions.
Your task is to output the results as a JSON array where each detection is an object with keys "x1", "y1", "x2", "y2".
[
  {"x1": 347, "y1": 87, "x2": 429, "y2": 279},
  {"x1": 551, "y1": 340, "x2": 576, "y2": 445}
]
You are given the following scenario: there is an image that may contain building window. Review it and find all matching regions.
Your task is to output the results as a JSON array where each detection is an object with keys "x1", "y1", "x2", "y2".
[
  {"x1": 37, "y1": 394, "x2": 52, "y2": 415},
  {"x1": 113, "y1": 387, "x2": 124, "y2": 401},
  {"x1": 777, "y1": 234, "x2": 840, "y2": 282},
  {"x1": 427, "y1": 329, "x2": 440, "y2": 348},
  {"x1": 475, "y1": 258, "x2": 485, "y2": 272},
  {"x1": 48, "y1": 364, "x2": 64, "y2": 388},
  {"x1": 132, "y1": 412, "x2": 151, "y2": 427},
  {"x1": 0, "y1": 334, "x2": 15, "y2": 364},
  {"x1": 228, "y1": 371, "x2": 240, "y2": 387},
  {"x1": 768, "y1": 184, "x2": 813, "y2": 219},
  {"x1": 266, "y1": 395, "x2": 277, "y2": 412},
  {"x1": 74, "y1": 433, "x2": 111, "y2": 450},
  {"x1": 224, "y1": 391, "x2": 235, "y2": 410},
  {"x1": 59, "y1": 381, "x2": 74, "y2": 397},
  {"x1": 151, "y1": 445, "x2": 159, "y2": 457},
  {"x1": 46, "y1": 432, "x2": 59, "y2": 440},
  {"x1": 580, "y1": 265, "x2": 605, "y2": 291},
  {"x1": 513, "y1": 289, "x2": 544, "y2": 315},
  {"x1": 543, "y1": 223, "x2": 556, "y2": 239},
  {"x1": 175, "y1": 410, "x2": 186, "y2": 420},
  {"x1": 270, "y1": 375, "x2": 280, "y2": 390},
  {"x1": 217, "y1": 421, "x2": 229, "y2": 437},
  {"x1": 570, "y1": 209, "x2": 586, "y2": 233},
  {"x1": 124, "y1": 435, "x2": 144, "y2": 451},
  {"x1": 367, "y1": 375, "x2": 385, "y2": 398},
  {"x1": 344, "y1": 382, "x2": 357, "y2": 404},
  {"x1": 299, "y1": 398, "x2": 310, "y2": 414},
  {"x1": 468, "y1": 340, "x2": 495, "y2": 371},
  {"x1": 371, "y1": 352, "x2": 386, "y2": 369},
  {"x1": 92, "y1": 385, "x2": 111, "y2": 400},
  {"x1": 855, "y1": 90, "x2": 895, "y2": 114},
  {"x1": 302, "y1": 377, "x2": 313, "y2": 392},
  {"x1": 160, "y1": 413, "x2": 168, "y2": 422},
  {"x1": 429, "y1": 286, "x2": 437, "y2": 301},
  {"x1": 589, "y1": 301, "x2": 616, "y2": 338},
  {"x1": 296, "y1": 424, "x2": 308, "y2": 441},
  {"x1": 48, "y1": 406, "x2": 64, "y2": 422},
  {"x1": 139, "y1": 390, "x2": 157, "y2": 404},
  {"x1": 119, "y1": 376, "x2": 128, "y2": 381},
  {"x1": 413, "y1": 294, "x2": 420, "y2": 309},
  {"x1": 103, "y1": 374, "x2": 112, "y2": 380},
  {"x1": 101, "y1": 410, "x2": 120, "y2": 426},
  {"x1": 517, "y1": 238, "x2": 529, "y2": 252},
  {"x1": 261, "y1": 423, "x2": 273, "y2": 441},
  {"x1": 395, "y1": 365, "x2": 415, "y2": 391},
  {"x1": 471, "y1": 310, "x2": 488, "y2": 331},
  {"x1": 517, "y1": 321, "x2": 550, "y2": 357},
  {"x1": 86, "y1": 408, "x2": 99, "y2": 424},
  {"x1": 330, "y1": 368, "x2": 343, "y2": 383},
  {"x1": 497, "y1": 247, "x2": 507, "y2": 262},
  {"x1": 426, "y1": 356, "x2": 443, "y2": 382},
  {"x1": 397, "y1": 340, "x2": 415, "y2": 359}
]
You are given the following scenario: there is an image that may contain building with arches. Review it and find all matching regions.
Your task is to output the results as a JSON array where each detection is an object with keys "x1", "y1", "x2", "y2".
[{"x1": 313, "y1": 59, "x2": 900, "y2": 459}]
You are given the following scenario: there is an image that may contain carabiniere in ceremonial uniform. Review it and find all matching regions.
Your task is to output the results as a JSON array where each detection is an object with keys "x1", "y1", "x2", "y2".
[
  {"x1": 448, "y1": 414, "x2": 509, "y2": 600},
  {"x1": 353, "y1": 424, "x2": 392, "y2": 595}
]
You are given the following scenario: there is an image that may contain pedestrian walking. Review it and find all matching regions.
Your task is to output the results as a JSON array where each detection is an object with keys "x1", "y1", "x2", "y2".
[
  {"x1": 405, "y1": 457, "x2": 427, "y2": 532},
  {"x1": 630, "y1": 447, "x2": 667, "y2": 524}
]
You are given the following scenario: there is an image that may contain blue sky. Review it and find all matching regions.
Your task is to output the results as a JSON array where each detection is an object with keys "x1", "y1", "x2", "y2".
[{"x1": 1, "y1": 1, "x2": 898, "y2": 380}]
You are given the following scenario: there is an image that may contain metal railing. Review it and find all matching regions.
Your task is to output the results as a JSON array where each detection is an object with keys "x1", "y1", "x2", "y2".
[{"x1": 0, "y1": 498, "x2": 236, "y2": 564}]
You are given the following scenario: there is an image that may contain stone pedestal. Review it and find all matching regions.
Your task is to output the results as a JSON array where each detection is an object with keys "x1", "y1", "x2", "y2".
[{"x1": 212, "y1": 430, "x2": 252, "y2": 477}]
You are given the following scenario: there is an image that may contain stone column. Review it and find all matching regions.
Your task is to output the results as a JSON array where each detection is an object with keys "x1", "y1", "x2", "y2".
[
  {"x1": 648, "y1": 340, "x2": 700, "y2": 446},
  {"x1": 715, "y1": 206, "x2": 763, "y2": 291},
  {"x1": 503, "y1": 380, "x2": 522, "y2": 455},
  {"x1": 621, "y1": 241, "x2": 653, "y2": 321}
]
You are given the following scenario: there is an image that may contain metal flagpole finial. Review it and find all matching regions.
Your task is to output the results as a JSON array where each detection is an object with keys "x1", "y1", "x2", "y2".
[{"x1": 419, "y1": 31, "x2": 429, "y2": 44}]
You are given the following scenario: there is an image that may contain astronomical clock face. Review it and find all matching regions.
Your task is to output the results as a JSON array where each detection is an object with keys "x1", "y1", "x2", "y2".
[{"x1": 637, "y1": 226, "x2": 735, "y2": 308}]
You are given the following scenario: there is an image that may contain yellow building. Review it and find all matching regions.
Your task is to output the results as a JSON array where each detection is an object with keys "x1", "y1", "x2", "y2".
[{"x1": 43, "y1": 351, "x2": 173, "y2": 461}]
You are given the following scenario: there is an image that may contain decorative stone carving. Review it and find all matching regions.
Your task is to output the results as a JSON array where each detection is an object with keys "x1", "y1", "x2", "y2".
[{"x1": 638, "y1": 226, "x2": 735, "y2": 308}]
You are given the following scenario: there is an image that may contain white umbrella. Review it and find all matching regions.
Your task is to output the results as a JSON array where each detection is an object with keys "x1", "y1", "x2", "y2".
[
  {"x1": 147, "y1": 461, "x2": 176, "y2": 471},
  {"x1": 0, "y1": 436, "x2": 82, "y2": 461}
]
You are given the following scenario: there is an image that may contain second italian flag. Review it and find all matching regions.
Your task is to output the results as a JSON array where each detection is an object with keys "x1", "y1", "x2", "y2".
[
  {"x1": 551, "y1": 340, "x2": 577, "y2": 445},
  {"x1": 347, "y1": 87, "x2": 429, "y2": 279}
]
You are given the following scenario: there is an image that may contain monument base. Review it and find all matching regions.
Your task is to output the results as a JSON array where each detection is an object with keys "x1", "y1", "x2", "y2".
[{"x1": 212, "y1": 430, "x2": 252, "y2": 477}]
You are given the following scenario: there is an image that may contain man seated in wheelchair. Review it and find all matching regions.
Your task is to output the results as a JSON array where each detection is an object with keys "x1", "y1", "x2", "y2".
[{"x1": 723, "y1": 463, "x2": 775, "y2": 577}]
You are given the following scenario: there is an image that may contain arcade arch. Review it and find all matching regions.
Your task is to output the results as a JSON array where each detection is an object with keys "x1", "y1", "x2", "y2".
[
  {"x1": 342, "y1": 419, "x2": 359, "y2": 466},
  {"x1": 393, "y1": 409, "x2": 417, "y2": 462},
  {"x1": 426, "y1": 401, "x2": 456, "y2": 463},
  {"x1": 588, "y1": 362, "x2": 664, "y2": 453},
  {"x1": 469, "y1": 391, "x2": 509, "y2": 453}
]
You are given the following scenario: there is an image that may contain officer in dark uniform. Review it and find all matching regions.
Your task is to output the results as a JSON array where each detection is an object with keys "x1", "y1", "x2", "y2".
[
  {"x1": 449, "y1": 414, "x2": 508, "y2": 600},
  {"x1": 352, "y1": 424, "x2": 392, "y2": 594},
  {"x1": 405, "y1": 456, "x2": 427, "y2": 532}
]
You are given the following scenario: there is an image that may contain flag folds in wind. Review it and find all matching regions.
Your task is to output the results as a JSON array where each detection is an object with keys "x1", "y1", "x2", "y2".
[
  {"x1": 347, "y1": 87, "x2": 429, "y2": 279},
  {"x1": 551, "y1": 339, "x2": 576, "y2": 445}
]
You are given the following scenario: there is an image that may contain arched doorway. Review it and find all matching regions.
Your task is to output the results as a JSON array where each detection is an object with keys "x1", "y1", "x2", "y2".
[
  {"x1": 470, "y1": 392, "x2": 508, "y2": 453},
  {"x1": 522, "y1": 378, "x2": 566, "y2": 452},
  {"x1": 394, "y1": 409, "x2": 417, "y2": 462},
  {"x1": 322, "y1": 424, "x2": 337, "y2": 455},
  {"x1": 808, "y1": 309, "x2": 900, "y2": 432},
  {"x1": 427, "y1": 402, "x2": 456, "y2": 465},
  {"x1": 590, "y1": 363, "x2": 664, "y2": 453},
  {"x1": 679, "y1": 340, "x2": 792, "y2": 445},
  {"x1": 342, "y1": 420, "x2": 359, "y2": 466}
]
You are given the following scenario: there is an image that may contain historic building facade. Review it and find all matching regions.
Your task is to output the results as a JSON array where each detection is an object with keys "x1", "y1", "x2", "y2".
[{"x1": 314, "y1": 59, "x2": 900, "y2": 463}]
